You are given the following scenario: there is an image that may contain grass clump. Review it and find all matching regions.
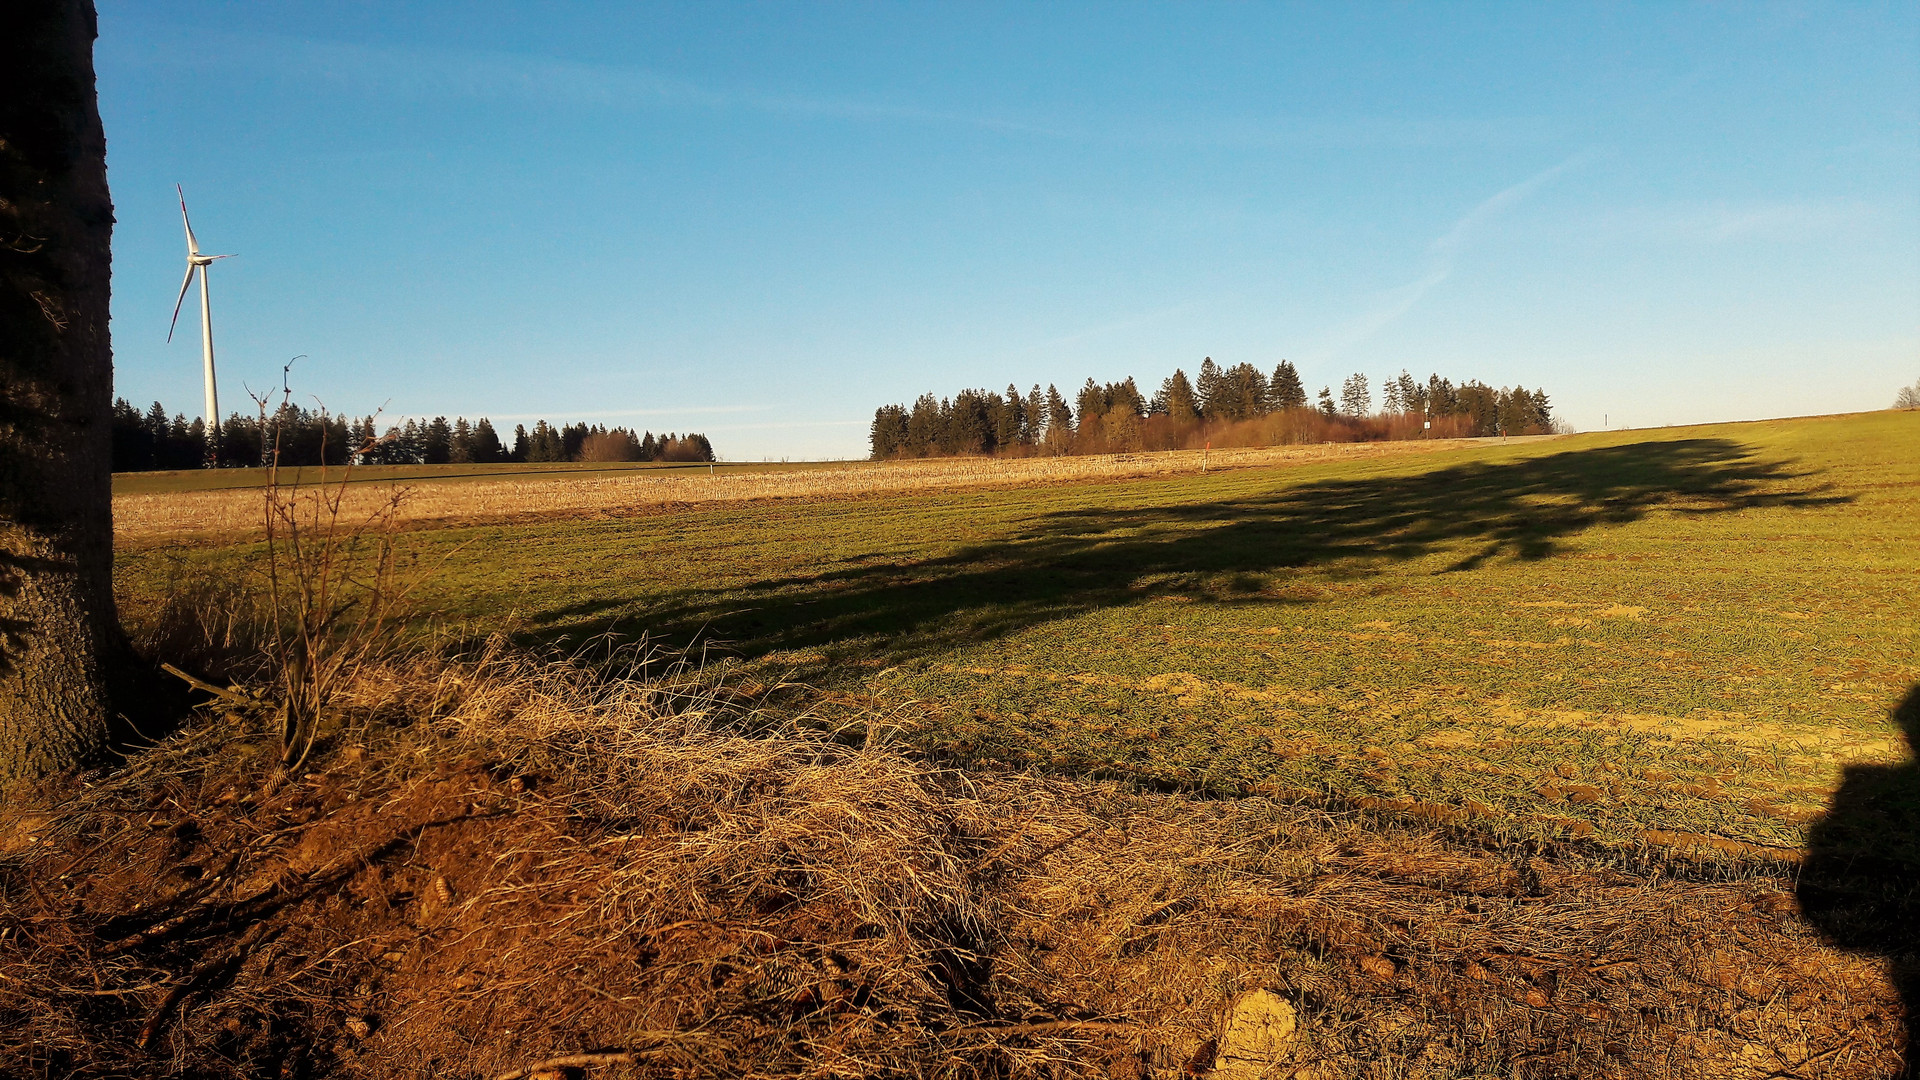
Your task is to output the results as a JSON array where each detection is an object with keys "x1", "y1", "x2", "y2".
[{"x1": 0, "y1": 640, "x2": 1908, "y2": 1078}]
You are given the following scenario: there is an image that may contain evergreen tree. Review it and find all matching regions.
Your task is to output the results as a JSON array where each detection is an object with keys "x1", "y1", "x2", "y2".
[
  {"x1": 996, "y1": 384, "x2": 1024, "y2": 448},
  {"x1": 1023, "y1": 385, "x2": 1045, "y2": 445},
  {"x1": 1044, "y1": 384, "x2": 1074, "y2": 451},
  {"x1": 1219, "y1": 363, "x2": 1267, "y2": 420},
  {"x1": 1107, "y1": 377, "x2": 1146, "y2": 418},
  {"x1": 870, "y1": 405, "x2": 908, "y2": 459},
  {"x1": 470, "y1": 418, "x2": 505, "y2": 462},
  {"x1": 511, "y1": 424, "x2": 530, "y2": 462},
  {"x1": 1394, "y1": 371, "x2": 1421, "y2": 415},
  {"x1": 905, "y1": 393, "x2": 942, "y2": 457},
  {"x1": 1153, "y1": 369, "x2": 1200, "y2": 423},
  {"x1": 1195, "y1": 357, "x2": 1224, "y2": 420},
  {"x1": 1317, "y1": 386, "x2": 1336, "y2": 417},
  {"x1": 110, "y1": 398, "x2": 154, "y2": 471},
  {"x1": 1268, "y1": 361, "x2": 1306, "y2": 411},
  {"x1": 1339, "y1": 373, "x2": 1371, "y2": 417},
  {"x1": 450, "y1": 417, "x2": 474, "y2": 463},
  {"x1": 422, "y1": 416, "x2": 453, "y2": 464},
  {"x1": 1075, "y1": 378, "x2": 1108, "y2": 426},
  {"x1": 946, "y1": 390, "x2": 993, "y2": 455}
]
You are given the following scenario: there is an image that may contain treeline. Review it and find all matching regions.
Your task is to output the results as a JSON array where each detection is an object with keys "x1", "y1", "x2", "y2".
[
  {"x1": 871, "y1": 358, "x2": 1556, "y2": 459},
  {"x1": 109, "y1": 398, "x2": 714, "y2": 471}
]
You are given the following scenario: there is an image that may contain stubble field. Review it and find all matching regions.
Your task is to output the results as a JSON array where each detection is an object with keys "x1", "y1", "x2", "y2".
[
  {"x1": 120, "y1": 412, "x2": 1917, "y2": 858},
  {"x1": 91, "y1": 409, "x2": 1920, "y2": 1077}
]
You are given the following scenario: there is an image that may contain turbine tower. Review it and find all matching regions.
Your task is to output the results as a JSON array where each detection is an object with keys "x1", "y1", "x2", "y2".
[{"x1": 167, "y1": 185, "x2": 235, "y2": 461}]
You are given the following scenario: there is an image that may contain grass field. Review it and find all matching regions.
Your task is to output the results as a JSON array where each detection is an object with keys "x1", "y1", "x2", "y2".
[
  {"x1": 73, "y1": 409, "x2": 1920, "y2": 1075},
  {"x1": 111, "y1": 439, "x2": 1495, "y2": 540},
  {"x1": 118, "y1": 412, "x2": 1919, "y2": 860}
]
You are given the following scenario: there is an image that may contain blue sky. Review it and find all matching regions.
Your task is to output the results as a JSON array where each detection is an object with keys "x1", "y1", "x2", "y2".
[{"x1": 100, "y1": 3, "x2": 1918, "y2": 459}]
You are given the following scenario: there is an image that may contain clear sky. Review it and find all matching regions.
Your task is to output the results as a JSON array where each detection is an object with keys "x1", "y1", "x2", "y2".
[{"x1": 99, "y1": 3, "x2": 1919, "y2": 460}]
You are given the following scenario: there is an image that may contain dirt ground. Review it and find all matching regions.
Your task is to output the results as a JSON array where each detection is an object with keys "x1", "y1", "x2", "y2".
[{"x1": 2, "y1": 651, "x2": 1908, "y2": 1079}]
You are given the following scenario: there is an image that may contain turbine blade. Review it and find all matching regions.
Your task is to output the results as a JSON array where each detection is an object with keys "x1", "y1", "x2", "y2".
[
  {"x1": 177, "y1": 183, "x2": 199, "y2": 255},
  {"x1": 167, "y1": 265, "x2": 194, "y2": 342}
]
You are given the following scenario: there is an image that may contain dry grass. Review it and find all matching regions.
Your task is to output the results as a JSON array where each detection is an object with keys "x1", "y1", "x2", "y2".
[
  {"x1": 0, "y1": 642, "x2": 1902, "y2": 1079},
  {"x1": 112, "y1": 438, "x2": 1514, "y2": 543}
]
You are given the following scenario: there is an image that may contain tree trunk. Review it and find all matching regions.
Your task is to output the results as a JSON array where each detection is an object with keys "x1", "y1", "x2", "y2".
[{"x1": 0, "y1": 1, "x2": 121, "y2": 789}]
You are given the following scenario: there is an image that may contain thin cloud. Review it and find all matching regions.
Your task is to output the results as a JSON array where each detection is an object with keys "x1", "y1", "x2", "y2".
[{"x1": 1319, "y1": 149, "x2": 1596, "y2": 357}]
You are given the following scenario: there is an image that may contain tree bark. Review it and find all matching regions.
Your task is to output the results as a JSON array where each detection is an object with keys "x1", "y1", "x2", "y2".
[{"x1": 0, "y1": 1, "x2": 121, "y2": 789}]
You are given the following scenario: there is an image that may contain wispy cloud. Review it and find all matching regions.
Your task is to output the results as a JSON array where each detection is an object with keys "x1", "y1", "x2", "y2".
[{"x1": 1318, "y1": 149, "x2": 1596, "y2": 357}]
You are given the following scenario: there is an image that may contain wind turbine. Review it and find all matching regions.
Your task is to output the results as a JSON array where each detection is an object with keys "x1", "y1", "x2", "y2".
[{"x1": 167, "y1": 185, "x2": 235, "y2": 459}]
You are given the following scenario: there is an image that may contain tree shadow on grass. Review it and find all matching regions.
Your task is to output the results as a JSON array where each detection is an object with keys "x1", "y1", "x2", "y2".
[
  {"x1": 1799, "y1": 685, "x2": 1920, "y2": 1074},
  {"x1": 526, "y1": 437, "x2": 1848, "y2": 673}
]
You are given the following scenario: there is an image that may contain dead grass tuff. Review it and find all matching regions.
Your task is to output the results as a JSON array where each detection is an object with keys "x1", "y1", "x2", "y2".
[{"x1": 0, "y1": 643, "x2": 1904, "y2": 1079}]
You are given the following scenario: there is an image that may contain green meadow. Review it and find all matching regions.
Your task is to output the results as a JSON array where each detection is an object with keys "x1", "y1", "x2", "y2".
[{"x1": 120, "y1": 411, "x2": 1920, "y2": 858}]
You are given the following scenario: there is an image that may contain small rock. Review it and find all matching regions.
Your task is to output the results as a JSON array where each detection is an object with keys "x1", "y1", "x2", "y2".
[{"x1": 1211, "y1": 988, "x2": 1298, "y2": 1079}]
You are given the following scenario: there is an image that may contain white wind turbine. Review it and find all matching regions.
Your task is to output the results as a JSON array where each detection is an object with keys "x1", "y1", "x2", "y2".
[{"x1": 167, "y1": 185, "x2": 236, "y2": 457}]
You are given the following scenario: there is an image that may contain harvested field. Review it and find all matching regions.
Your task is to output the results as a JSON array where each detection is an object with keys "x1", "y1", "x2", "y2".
[
  {"x1": 41, "y1": 409, "x2": 1920, "y2": 1075},
  {"x1": 112, "y1": 439, "x2": 1503, "y2": 544}
]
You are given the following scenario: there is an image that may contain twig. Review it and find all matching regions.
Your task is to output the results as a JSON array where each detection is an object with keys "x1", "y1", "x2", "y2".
[
  {"x1": 159, "y1": 663, "x2": 254, "y2": 707},
  {"x1": 136, "y1": 921, "x2": 270, "y2": 1049},
  {"x1": 491, "y1": 1041, "x2": 686, "y2": 1080}
]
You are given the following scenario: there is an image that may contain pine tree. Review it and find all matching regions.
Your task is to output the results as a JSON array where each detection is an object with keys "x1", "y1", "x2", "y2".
[
  {"x1": 869, "y1": 406, "x2": 899, "y2": 459},
  {"x1": 996, "y1": 384, "x2": 1023, "y2": 448},
  {"x1": 1394, "y1": 371, "x2": 1420, "y2": 415},
  {"x1": 1075, "y1": 378, "x2": 1108, "y2": 426},
  {"x1": 471, "y1": 418, "x2": 505, "y2": 462},
  {"x1": 1317, "y1": 386, "x2": 1336, "y2": 417},
  {"x1": 1044, "y1": 385, "x2": 1074, "y2": 451},
  {"x1": 1153, "y1": 369, "x2": 1200, "y2": 423},
  {"x1": 906, "y1": 393, "x2": 941, "y2": 457},
  {"x1": 1268, "y1": 361, "x2": 1306, "y2": 411},
  {"x1": 450, "y1": 417, "x2": 474, "y2": 463},
  {"x1": 1339, "y1": 373, "x2": 1371, "y2": 417},
  {"x1": 423, "y1": 416, "x2": 453, "y2": 464},
  {"x1": 1023, "y1": 385, "x2": 1044, "y2": 445},
  {"x1": 1220, "y1": 363, "x2": 1267, "y2": 420},
  {"x1": 1195, "y1": 357, "x2": 1223, "y2": 420}
]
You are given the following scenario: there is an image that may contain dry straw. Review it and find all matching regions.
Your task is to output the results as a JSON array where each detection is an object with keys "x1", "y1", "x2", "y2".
[
  {"x1": 115, "y1": 440, "x2": 1492, "y2": 542},
  {"x1": 0, "y1": 640, "x2": 1900, "y2": 1079}
]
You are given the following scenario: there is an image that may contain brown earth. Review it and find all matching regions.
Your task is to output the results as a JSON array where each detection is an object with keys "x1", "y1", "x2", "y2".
[{"x1": 0, "y1": 648, "x2": 1907, "y2": 1079}]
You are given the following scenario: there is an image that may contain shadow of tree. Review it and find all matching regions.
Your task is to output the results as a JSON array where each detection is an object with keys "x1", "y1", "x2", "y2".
[
  {"x1": 525, "y1": 437, "x2": 1848, "y2": 675},
  {"x1": 1799, "y1": 686, "x2": 1920, "y2": 1073}
]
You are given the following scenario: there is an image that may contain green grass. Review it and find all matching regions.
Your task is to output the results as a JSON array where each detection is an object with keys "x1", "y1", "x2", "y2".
[{"x1": 117, "y1": 411, "x2": 1920, "y2": 858}]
